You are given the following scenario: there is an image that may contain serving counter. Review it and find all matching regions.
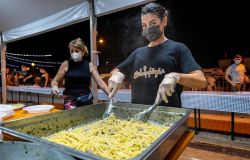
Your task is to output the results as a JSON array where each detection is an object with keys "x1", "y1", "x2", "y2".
[
  {"x1": 7, "y1": 86, "x2": 130, "y2": 104},
  {"x1": 7, "y1": 86, "x2": 64, "y2": 104},
  {"x1": 6, "y1": 86, "x2": 250, "y2": 141},
  {"x1": 0, "y1": 103, "x2": 193, "y2": 160}
]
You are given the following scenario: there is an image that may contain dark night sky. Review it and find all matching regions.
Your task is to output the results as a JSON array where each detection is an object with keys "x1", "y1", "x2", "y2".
[{"x1": 6, "y1": 0, "x2": 250, "y2": 77}]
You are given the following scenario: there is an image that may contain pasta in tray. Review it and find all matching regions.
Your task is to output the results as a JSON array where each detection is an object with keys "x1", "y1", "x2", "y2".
[{"x1": 45, "y1": 115, "x2": 169, "y2": 160}]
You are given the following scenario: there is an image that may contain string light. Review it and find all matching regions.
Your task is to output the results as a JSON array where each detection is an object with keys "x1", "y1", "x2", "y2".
[
  {"x1": 5, "y1": 52, "x2": 62, "y2": 68},
  {"x1": 6, "y1": 52, "x2": 52, "y2": 57},
  {"x1": 32, "y1": 63, "x2": 54, "y2": 67},
  {"x1": 6, "y1": 57, "x2": 55, "y2": 67},
  {"x1": 6, "y1": 64, "x2": 19, "y2": 68},
  {"x1": 6, "y1": 55, "x2": 62, "y2": 64}
]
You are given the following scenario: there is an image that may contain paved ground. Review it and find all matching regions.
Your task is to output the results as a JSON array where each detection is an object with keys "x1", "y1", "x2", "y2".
[
  {"x1": 192, "y1": 131, "x2": 250, "y2": 151},
  {"x1": 179, "y1": 131, "x2": 250, "y2": 160},
  {"x1": 178, "y1": 110, "x2": 250, "y2": 160},
  {"x1": 179, "y1": 147, "x2": 249, "y2": 160}
]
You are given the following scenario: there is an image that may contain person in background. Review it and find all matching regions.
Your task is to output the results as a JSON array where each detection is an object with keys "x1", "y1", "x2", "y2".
[
  {"x1": 206, "y1": 75, "x2": 216, "y2": 91},
  {"x1": 20, "y1": 65, "x2": 34, "y2": 86},
  {"x1": 51, "y1": 38, "x2": 110, "y2": 110},
  {"x1": 6, "y1": 67, "x2": 14, "y2": 86},
  {"x1": 13, "y1": 72, "x2": 20, "y2": 86},
  {"x1": 225, "y1": 54, "x2": 249, "y2": 91},
  {"x1": 33, "y1": 76, "x2": 41, "y2": 87},
  {"x1": 108, "y1": 2, "x2": 207, "y2": 107},
  {"x1": 39, "y1": 67, "x2": 50, "y2": 87}
]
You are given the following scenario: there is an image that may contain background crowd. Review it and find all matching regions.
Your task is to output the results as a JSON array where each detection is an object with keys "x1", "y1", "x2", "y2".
[
  {"x1": 4, "y1": 65, "x2": 53, "y2": 87},
  {"x1": 2, "y1": 54, "x2": 250, "y2": 93}
]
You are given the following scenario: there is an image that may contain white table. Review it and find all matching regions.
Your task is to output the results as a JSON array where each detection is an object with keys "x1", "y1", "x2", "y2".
[
  {"x1": 181, "y1": 91, "x2": 250, "y2": 140},
  {"x1": 97, "y1": 89, "x2": 131, "y2": 102},
  {"x1": 7, "y1": 86, "x2": 64, "y2": 104},
  {"x1": 7, "y1": 87, "x2": 130, "y2": 103},
  {"x1": 7, "y1": 86, "x2": 64, "y2": 95},
  {"x1": 181, "y1": 91, "x2": 250, "y2": 113}
]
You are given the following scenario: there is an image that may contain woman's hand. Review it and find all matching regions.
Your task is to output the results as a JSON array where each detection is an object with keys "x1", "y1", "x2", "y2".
[
  {"x1": 51, "y1": 86, "x2": 59, "y2": 95},
  {"x1": 155, "y1": 73, "x2": 180, "y2": 104},
  {"x1": 108, "y1": 71, "x2": 125, "y2": 98}
]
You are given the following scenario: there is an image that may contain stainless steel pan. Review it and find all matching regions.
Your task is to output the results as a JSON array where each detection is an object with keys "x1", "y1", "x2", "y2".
[{"x1": 0, "y1": 103, "x2": 191, "y2": 160}]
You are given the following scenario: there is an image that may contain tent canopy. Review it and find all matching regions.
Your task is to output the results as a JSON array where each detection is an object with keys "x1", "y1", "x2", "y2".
[
  {"x1": 0, "y1": 0, "x2": 154, "y2": 42},
  {"x1": 0, "y1": 0, "x2": 154, "y2": 103}
]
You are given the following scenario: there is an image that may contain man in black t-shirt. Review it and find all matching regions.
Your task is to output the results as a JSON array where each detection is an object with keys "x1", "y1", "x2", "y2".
[{"x1": 108, "y1": 3, "x2": 207, "y2": 107}]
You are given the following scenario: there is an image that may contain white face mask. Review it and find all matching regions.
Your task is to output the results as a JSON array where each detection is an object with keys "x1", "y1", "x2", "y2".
[
  {"x1": 71, "y1": 52, "x2": 83, "y2": 62},
  {"x1": 234, "y1": 60, "x2": 241, "y2": 65}
]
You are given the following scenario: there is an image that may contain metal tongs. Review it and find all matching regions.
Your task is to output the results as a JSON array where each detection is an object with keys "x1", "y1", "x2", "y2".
[
  {"x1": 135, "y1": 99, "x2": 163, "y2": 122},
  {"x1": 102, "y1": 97, "x2": 116, "y2": 119}
]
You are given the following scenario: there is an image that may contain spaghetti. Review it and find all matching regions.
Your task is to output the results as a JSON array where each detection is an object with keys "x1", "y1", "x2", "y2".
[{"x1": 45, "y1": 115, "x2": 169, "y2": 160}]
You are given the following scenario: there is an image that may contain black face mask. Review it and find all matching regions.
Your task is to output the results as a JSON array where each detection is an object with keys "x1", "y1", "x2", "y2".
[{"x1": 142, "y1": 25, "x2": 163, "y2": 42}]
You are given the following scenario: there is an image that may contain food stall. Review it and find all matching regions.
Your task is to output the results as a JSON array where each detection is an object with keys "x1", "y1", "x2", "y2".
[
  {"x1": 0, "y1": 103, "x2": 193, "y2": 160},
  {"x1": 0, "y1": 87, "x2": 195, "y2": 159},
  {"x1": 0, "y1": 0, "x2": 195, "y2": 159}
]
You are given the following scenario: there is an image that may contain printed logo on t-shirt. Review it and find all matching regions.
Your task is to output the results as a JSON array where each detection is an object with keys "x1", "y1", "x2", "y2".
[{"x1": 134, "y1": 66, "x2": 165, "y2": 79}]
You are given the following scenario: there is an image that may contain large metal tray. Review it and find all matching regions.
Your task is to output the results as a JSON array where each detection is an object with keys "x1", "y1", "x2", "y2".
[
  {"x1": 0, "y1": 141, "x2": 76, "y2": 160},
  {"x1": 0, "y1": 103, "x2": 191, "y2": 160}
]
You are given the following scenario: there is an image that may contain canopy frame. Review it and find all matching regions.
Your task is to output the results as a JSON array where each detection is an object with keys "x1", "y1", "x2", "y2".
[{"x1": 0, "y1": 0, "x2": 155, "y2": 103}]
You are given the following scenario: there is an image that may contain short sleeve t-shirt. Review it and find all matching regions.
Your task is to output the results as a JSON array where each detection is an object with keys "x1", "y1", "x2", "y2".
[
  {"x1": 117, "y1": 39, "x2": 201, "y2": 107},
  {"x1": 24, "y1": 69, "x2": 34, "y2": 85},
  {"x1": 226, "y1": 63, "x2": 246, "y2": 84}
]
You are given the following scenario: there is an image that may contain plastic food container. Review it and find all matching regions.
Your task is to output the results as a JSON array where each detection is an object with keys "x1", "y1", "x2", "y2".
[
  {"x1": 9, "y1": 103, "x2": 26, "y2": 110},
  {"x1": 0, "y1": 104, "x2": 16, "y2": 119},
  {"x1": 23, "y1": 105, "x2": 54, "y2": 114}
]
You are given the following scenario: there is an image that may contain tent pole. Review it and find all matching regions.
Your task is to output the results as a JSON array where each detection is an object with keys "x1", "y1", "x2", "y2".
[
  {"x1": 0, "y1": 32, "x2": 7, "y2": 103},
  {"x1": 89, "y1": 0, "x2": 98, "y2": 103}
]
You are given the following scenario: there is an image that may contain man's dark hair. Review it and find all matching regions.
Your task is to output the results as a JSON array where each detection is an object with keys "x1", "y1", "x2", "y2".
[
  {"x1": 234, "y1": 54, "x2": 242, "y2": 59},
  {"x1": 141, "y1": 2, "x2": 167, "y2": 20},
  {"x1": 21, "y1": 64, "x2": 27, "y2": 68}
]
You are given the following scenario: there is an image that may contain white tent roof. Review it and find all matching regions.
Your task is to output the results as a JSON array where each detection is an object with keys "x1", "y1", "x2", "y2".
[
  {"x1": 0, "y1": 0, "x2": 154, "y2": 42},
  {"x1": 0, "y1": 0, "x2": 155, "y2": 103},
  {"x1": 0, "y1": 0, "x2": 84, "y2": 32}
]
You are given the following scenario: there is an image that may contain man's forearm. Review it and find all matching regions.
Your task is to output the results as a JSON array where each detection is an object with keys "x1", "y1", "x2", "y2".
[{"x1": 225, "y1": 74, "x2": 234, "y2": 86}]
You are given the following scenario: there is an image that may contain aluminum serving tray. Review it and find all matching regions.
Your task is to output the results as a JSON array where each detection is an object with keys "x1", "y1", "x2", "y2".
[
  {"x1": 0, "y1": 141, "x2": 76, "y2": 160},
  {"x1": 0, "y1": 103, "x2": 191, "y2": 160}
]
